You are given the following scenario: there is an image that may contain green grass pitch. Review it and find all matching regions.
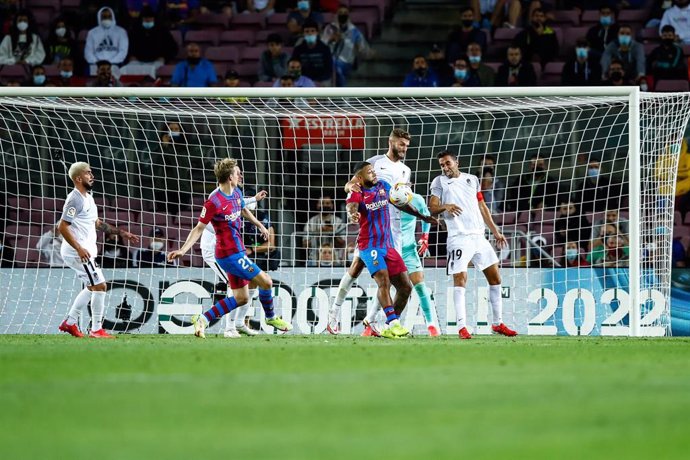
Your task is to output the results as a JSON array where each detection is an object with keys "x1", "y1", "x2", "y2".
[{"x1": 1, "y1": 335, "x2": 689, "y2": 460}]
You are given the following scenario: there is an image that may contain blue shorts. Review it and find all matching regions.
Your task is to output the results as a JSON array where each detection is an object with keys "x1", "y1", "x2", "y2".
[
  {"x1": 359, "y1": 246, "x2": 406, "y2": 278},
  {"x1": 216, "y1": 252, "x2": 261, "y2": 289},
  {"x1": 402, "y1": 244, "x2": 423, "y2": 274}
]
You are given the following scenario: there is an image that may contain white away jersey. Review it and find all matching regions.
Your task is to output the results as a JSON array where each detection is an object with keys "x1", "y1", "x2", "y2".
[
  {"x1": 367, "y1": 154, "x2": 411, "y2": 247},
  {"x1": 430, "y1": 173, "x2": 485, "y2": 236},
  {"x1": 60, "y1": 189, "x2": 99, "y2": 258}
]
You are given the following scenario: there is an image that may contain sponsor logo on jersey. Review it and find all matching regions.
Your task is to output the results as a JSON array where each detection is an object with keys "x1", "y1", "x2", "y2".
[
  {"x1": 225, "y1": 210, "x2": 242, "y2": 221},
  {"x1": 365, "y1": 200, "x2": 388, "y2": 211}
]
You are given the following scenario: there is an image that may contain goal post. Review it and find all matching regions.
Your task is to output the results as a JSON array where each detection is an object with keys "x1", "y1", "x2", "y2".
[{"x1": 0, "y1": 86, "x2": 688, "y2": 337}]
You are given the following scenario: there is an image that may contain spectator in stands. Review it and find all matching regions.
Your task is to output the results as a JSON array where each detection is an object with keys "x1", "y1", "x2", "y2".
[
  {"x1": 471, "y1": 0, "x2": 522, "y2": 29},
  {"x1": 554, "y1": 199, "x2": 588, "y2": 247},
  {"x1": 245, "y1": 0, "x2": 276, "y2": 15},
  {"x1": 403, "y1": 55, "x2": 439, "y2": 87},
  {"x1": 88, "y1": 60, "x2": 123, "y2": 87},
  {"x1": 223, "y1": 69, "x2": 240, "y2": 87},
  {"x1": 446, "y1": 6, "x2": 488, "y2": 63},
  {"x1": 562, "y1": 241, "x2": 589, "y2": 267},
  {"x1": 660, "y1": 0, "x2": 690, "y2": 45},
  {"x1": 514, "y1": 8, "x2": 559, "y2": 68},
  {"x1": 314, "y1": 242, "x2": 342, "y2": 267},
  {"x1": 562, "y1": 38, "x2": 602, "y2": 86},
  {"x1": 52, "y1": 58, "x2": 87, "y2": 87},
  {"x1": 474, "y1": 155, "x2": 505, "y2": 210},
  {"x1": 496, "y1": 45, "x2": 537, "y2": 86},
  {"x1": 258, "y1": 33, "x2": 289, "y2": 83},
  {"x1": 505, "y1": 153, "x2": 559, "y2": 212},
  {"x1": 321, "y1": 5, "x2": 372, "y2": 87},
  {"x1": 603, "y1": 58, "x2": 631, "y2": 85},
  {"x1": 451, "y1": 56, "x2": 471, "y2": 87},
  {"x1": 466, "y1": 42, "x2": 495, "y2": 86},
  {"x1": 100, "y1": 233, "x2": 130, "y2": 268},
  {"x1": 244, "y1": 203, "x2": 280, "y2": 271},
  {"x1": 586, "y1": 5, "x2": 620, "y2": 55},
  {"x1": 135, "y1": 227, "x2": 174, "y2": 267},
  {"x1": 125, "y1": 0, "x2": 164, "y2": 22},
  {"x1": 272, "y1": 58, "x2": 315, "y2": 87},
  {"x1": 600, "y1": 24, "x2": 646, "y2": 84},
  {"x1": 37, "y1": 225, "x2": 64, "y2": 266},
  {"x1": 572, "y1": 156, "x2": 622, "y2": 213},
  {"x1": 302, "y1": 195, "x2": 345, "y2": 264},
  {"x1": 592, "y1": 208, "x2": 629, "y2": 240},
  {"x1": 171, "y1": 42, "x2": 218, "y2": 87},
  {"x1": 287, "y1": 0, "x2": 324, "y2": 45},
  {"x1": 0, "y1": 10, "x2": 45, "y2": 66},
  {"x1": 23, "y1": 65, "x2": 46, "y2": 87},
  {"x1": 44, "y1": 18, "x2": 80, "y2": 69},
  {"x1": 123, "y1": 6, "x2": 178, "y2": 78},
  {"x1": 588, "y1": 232, "x2": 629, "y2": 266},
  {"x1": 84, "y1": 7, "x2": 129, "y2": 76},
  {"x1": 480, "y1": 167, "x2": 503, "y2": 213},
  {"x1": 427, "y1": 44, "x2": 454, "y2": 87},
  {"x1": 648, "y1": 24, "x2": 688, "y2": 86},
  {"x1": 291, "y1": 20, "x2": 333, "y2": 86},
  {"x1": 0, "y1": 234, "x2": 14, "y2": 268},
  {"x1": 151, "y1": 121, "x2": 191, "y2": 213},
  {"x1": 672, "y1": 235, "x2": 687, "y2": 267},
  {"x1": 165, "y1": 0, "x2": 200, "y2": 30},
  {"x1": 279, "y1": 74, "x2": 293, "y2": 87},
  {"x1": 200, "y1": 0, "x2": 233, "y2": 18}
]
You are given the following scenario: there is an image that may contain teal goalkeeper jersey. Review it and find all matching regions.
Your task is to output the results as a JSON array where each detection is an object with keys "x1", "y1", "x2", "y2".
[{"x1": 400, "y1": 193, "x2": 431, "y2": 249}]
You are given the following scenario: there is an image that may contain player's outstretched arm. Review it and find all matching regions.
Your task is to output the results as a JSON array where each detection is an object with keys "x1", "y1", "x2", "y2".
[
  {"x1": 241, "y1": 208, "x2": 269, "y2": 241},
  {"x1": 95, "y1": 219, "x2": 140, "y2": 244},
  {"x1": 58, "y1": 219, "x2": 91, "y2": 262},
  {"x1": 428, "y1": 195, "x2": 462, "y2": 217},
  {"x1": 478, "y1": 200, "x2": 507, "y2": 248},
  {"x1": 168, "y1": 221, "x2": 206, "y2": 261},
  {"x1": 397, "y1": 202, "x2": 438, "y2": 225}
]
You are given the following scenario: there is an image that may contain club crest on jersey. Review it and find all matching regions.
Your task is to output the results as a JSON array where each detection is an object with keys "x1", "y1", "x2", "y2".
[
  {"x1": 378, "y1": 189, "x2": 385, "y2": 196},
  {"x1": 373, "y1": 260, "x2": 379, "y2": 266},
  {"x1": 466, "y1": 179, "x2": 471, "y2": 184}
]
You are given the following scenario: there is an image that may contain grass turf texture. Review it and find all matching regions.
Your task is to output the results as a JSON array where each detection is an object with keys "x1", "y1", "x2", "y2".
[{"x1": 1, "y1": 335, "x2": 689, "y2": 460}]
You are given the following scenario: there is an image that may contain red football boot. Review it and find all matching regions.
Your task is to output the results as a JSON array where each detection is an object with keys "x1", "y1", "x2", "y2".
[
  {"x1": 89, "y1": 329, "x2": 116, "y2": 339},
  {"x1": 492, "y1": 323, "x2": 518, "y2": 337},
  {"x1": 59, "y1": 320, "x2": 84, "y2": 338},
  {"x1": 427, "y1": 325, "x2": 440, "y2": 337},
  {"x1": 458, "y1": 327, "x2": 472, "y2": 340}
]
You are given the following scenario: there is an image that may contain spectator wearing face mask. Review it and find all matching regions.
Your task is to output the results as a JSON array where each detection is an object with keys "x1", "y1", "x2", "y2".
[
  {"x1": 572, "y1": 156, "x2": 622, "y2": 213},
  {"x1": 648, "y1": 24, "x2": 688, "y2": 85},
  {"x1": 23, "y1": 64, "x2": 47, "y2": 87},
  {"x1": 451, "y1": 56, "x2": 471, "y2": 87},
  {"x1": 272, "y1": 58, "x2": 315, "y2": 87},
  {"x1": 403, "y1": 55, "x2": 439, "y2": 87},
  {"x1": 446, "y1": 6, "x2": 487, "y2": 64},
  {"x1": 514, "y1": 8, "x2": 559, "y2": 68},
  {"x1": 291, "y1": 20, "x2": 333, "y2": 86},
  {"x1": 591, "y1": 208, "x2": 629, "y2": 241},
  {"x1": 0, "y1": 10, "x2": 45, "y2": 66},
  {"x1": 100, "y1": 233, "x2": 131, "y2": 268},
  {"x1": 321, "y1": 5, "x2": 371, "y2": 87},
  {"x1": 287, "y1": 0, "x2": 324, "y2": 45},
  {"x1": 603, "y1": 59, "x2": 630, "y2": 86},
  {"x1": 135, "y1": 227, "x2": 175, "y2": 267},
  {"x1": 84, "y1": 7, "x2": 129, "y2": 76},
  {"x1": 52, "y1": 57, "x2": 87, "y2": 87},
  {"x1": 465, "y1": 42, "x2": 495, "y2": 87},
  {"x1": 151, "y1": 121, "x2": 192, "y2": 214},
  {"x1": 45, "y1": 18, "x2": 80, "y2": 68},
  {"x1": 562, "y1": 38, "x2": 602, "y2": 86},
  {"x1": 600, "y1": 24, "x2": 646, "y2": 84},
  {"x1": 315, "y1": 242, "x2": 342, "y2": 268},
  {"x1": 171, "y1": 42, "x2": 217, "y2": 87},
  {"x1": 36, "y1": 225, "x2": 65, "y2": 267},
  {"x1": 562, "y1": 241, "x2": 589, "y2": 268},
  {"x1": 122, "y1": 6, "x2": 178, "y2": 78},
  {"x1": 660, "y1": 0, "x2": 690, "y2": 45},
  {"x1": 586, "y1": 5, "x2": 619, "y2": 55}
]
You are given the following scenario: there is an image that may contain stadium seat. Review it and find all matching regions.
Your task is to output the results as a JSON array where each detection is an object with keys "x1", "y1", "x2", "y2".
[
  {"x1": 618, "y1": 9, "x2": 648, "y2": 24},
  {"x1": 241, "y1": 46, "x2": 264, "y2": 63},
  {"x1": 0, "y1": 65, "x2": 28, "y2": 80},
  {"x1": 156, "y1": 64, "x2": 176, "y2": 80},
  {"x1": 61, "y1": 0, "x2": 79, "y2": 8},
  {"x1": 490, "y1": 27, "x2": 523, "y2": 58},
  {"x1": 171, "y1": 30, "x2": 183, "y2": 48},
  {"x1": 113, "y1": 197, "x2": 143, "y2": 212},
  {"x1": 639, "y1": 27, "x2": 661, "y2": 43},
  {"x1": 541, "y1": 61, "x2": 565, "y2": 85},
  {"x1": 230, "y1": 13, "x2": 266, "y2": 31},
  {"x1": 256, "y1": 29, "x2": 289, "y2": 44},
  {"x1": 31, "y1": 8, "x2": 54, "y2": 29},
  {"x1": 253, "y1": 81, "x2": 274, "y2": 87},
  {"x1": 220, "y1": 30, "x2": 256, "y2": 46},
  {"x1": 674, "y1": 210, "x2": 682, "y2": 226},
  {"x1": 230, "y1": 62, "x2": 259, "y2": 79},
  {"x1": 195, "y1": 13, "x2": 230, "y2": 30},
  {"x1": 654, "y1": 80, "x2": 690, "y2": 92},
  {"x1": 483, "y1": 62, "x2": 501, "y2": 72},
  {"x1": 265, "y1": 13, "x2": 289, "y2": 32},
  {"x1": 185, "y1": 30, "x2": 220, "y2": 47},
  {"x1": 551, "y1": 9, "x2": 580, "y2": 27},
  {"x1": 205, "y1": 46, "x2": 241, "y2": 65},
  {"x1": 561, "y1": 27, "x2": 590, "y2": 57},
  {"x1": 350, "y1": 10, "x2": 377, "y2": 40},
  {"x1": 580, "y1": 10, "x2": 599, "y2": 27},
  {"x1": 349, "y1": 0, "x2": 387, "y2": 22},
  {"x1": 682, "y1": 45, "x2": 690, "y2": 57},
  {"x1": 12, "y1": 248, "x2": 40, "y2": 268}
]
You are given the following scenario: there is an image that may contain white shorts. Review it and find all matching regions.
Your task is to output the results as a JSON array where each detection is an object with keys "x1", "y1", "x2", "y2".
[
  {"x1": 64, "y1": 256, "x2": 106, "y2": 287},
  {"x1": 201, "y1": 247, "x2": 228, "y2": 284},
  {"x1": 446, "y1": 234, "x2": 499, "y2": 275}
]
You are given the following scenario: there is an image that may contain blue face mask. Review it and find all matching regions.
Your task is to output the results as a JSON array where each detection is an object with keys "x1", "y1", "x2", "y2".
[
  {"x1": 468, "y1": 55, "x2": 481, "y2": 64},
  {"x1": 566, "y1": 248, "x2": 579, "y2": 260},
  {"x1": 60, "y1": 70, "x2": 72, "y2": 78},
  {"x1": 297, "y1": 0, "x2": 310, "y2": 11},
  {"x1": 142, "y1": 21, "x2": 154, "y2": 29},
  {"x1": 575, "y1": 47, "x2": 588, "y2": 59},
  {"x1": 618, "y1": 35, "x2": 632, "y2": 46},
  {"x1": 454, "y1": 69, "x2": 467, "y2": 79},
  {"x1": 600, "y1": 15, "x2": 612, "y2": 26},
  {"x1": 304, "y1": 34, "x2": 317, "y2": 45},
  {"x1": 587, "y1": 167, "x2": 599, "y2": 178},
  {"x1": 33, "y1": 74, "x2": 46, "y2": 85}
]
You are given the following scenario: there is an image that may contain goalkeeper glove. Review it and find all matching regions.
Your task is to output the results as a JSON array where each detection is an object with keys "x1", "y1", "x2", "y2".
[{"x1": 417, "y1": 233, "x2": 430, "y2": 257}]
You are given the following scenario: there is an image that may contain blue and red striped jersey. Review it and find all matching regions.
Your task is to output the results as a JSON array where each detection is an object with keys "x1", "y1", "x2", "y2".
[
  {"x1": 199, "y1": 188, "x2": 246, "y2": 258},
  {"x1": 347, "y1": 180, "x2": 393, "y2": 250}
]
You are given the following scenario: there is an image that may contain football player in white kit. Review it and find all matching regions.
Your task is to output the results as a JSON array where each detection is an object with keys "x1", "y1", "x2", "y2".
[
  {"x1": 57, "y1": 162, "x2": 139, "y2": 338},
  {"x1": 428, "y1": 151, "x2": 517, "y2": 339},
  {"x1": 200, "y1": 172, "x2": 267, "y2": 338},
  {"x1": 328, "y1": 128, "x2": 413, "y2": 336}
]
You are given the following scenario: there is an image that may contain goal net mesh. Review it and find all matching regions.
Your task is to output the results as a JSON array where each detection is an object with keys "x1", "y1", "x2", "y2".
[{"x1": 1, "y1": 91, "x2": 689, "y2": 336}]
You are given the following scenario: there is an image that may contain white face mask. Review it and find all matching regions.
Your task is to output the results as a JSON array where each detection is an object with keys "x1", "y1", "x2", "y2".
[
  {"x1": 16, "y1": 21, "x2": 28, "y2": 32},
  {"x1": 55, "y1": 27, "x2": 66, "y2": 37},
  {"x1": 101, "y1": 19, "x2": 113, "y2": 29},
  {"x1": 150, "y1": 241, "x2": 164, "y2": 251}
]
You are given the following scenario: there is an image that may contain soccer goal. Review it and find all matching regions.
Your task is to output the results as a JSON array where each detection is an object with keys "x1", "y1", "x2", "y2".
[{"x1": 1, "y1": 87, "x2": 688, "y2": 337}]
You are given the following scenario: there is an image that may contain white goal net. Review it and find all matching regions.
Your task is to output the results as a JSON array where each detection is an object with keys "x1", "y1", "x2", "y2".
[{"x1": 1, "y1": 87, "x2": 689, "y2": 336}]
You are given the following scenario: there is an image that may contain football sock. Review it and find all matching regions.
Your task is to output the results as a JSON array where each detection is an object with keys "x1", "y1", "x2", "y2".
[
  {"x1": 258, "y1": 288, "x2": 274, "y2": 319},
  {"x1": 235, "y1": 289, "x2": 256, "y2": 327},
  {"x1": 90, "y1": 291, "x2": 106, "y2": 331},
  {"x1": 66, "y1": 288, "x2": 91, "y2": 325},
  {"x1": 453, "y1": 287, "x2": 467, "y2": 329},
  {"x1": 333, "y1": 272, "x2": 355, "y2": 307},
  {"x1": 364, "y1": 296, "x2": 381, "y2": 324},
  {"x1": 204, "y1": 296, "x2": 238, "y2": 323},
  {"x1": 489, "y1": 284, "x2": 503, "y2": 325},
  {"x1": 414, "y1": 282, "x2": 434, "y2": 325},
  {"x1": 383, "y1": 306, "x2": 398, "y2": 324}
]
